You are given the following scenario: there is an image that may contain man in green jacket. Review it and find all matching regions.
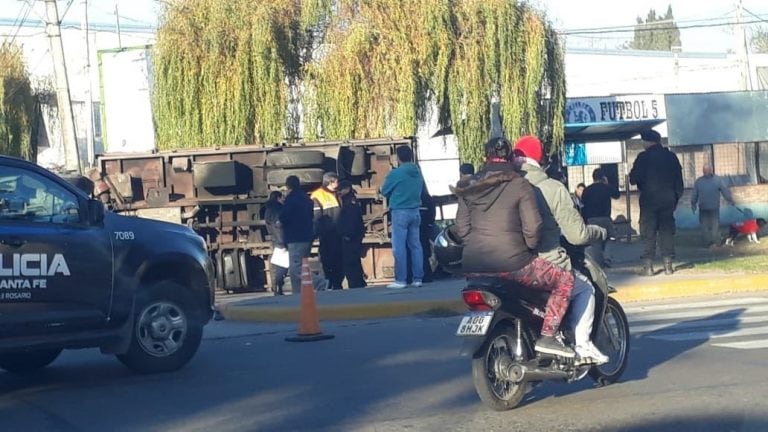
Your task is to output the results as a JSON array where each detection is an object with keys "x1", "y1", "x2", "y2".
[
  {"x1": 514, "y1": 135, "x2": 608, "y2": 365},
  {"x1": 381, "y1": 146, "x2": 425, "y2": 289}
]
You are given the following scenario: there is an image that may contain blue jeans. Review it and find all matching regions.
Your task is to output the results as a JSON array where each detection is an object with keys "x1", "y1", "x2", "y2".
[
  {"x1": 391, "y1": 209, "x2": 423, "y2": 284},
  {"x1": 287, "y1": 242, "x2": 312, "y2": 294}
]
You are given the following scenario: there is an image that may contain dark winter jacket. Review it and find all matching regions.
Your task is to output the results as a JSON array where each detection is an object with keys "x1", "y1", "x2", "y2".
[
  {"x1": 629, "y1": 144, "x2": 684, "y2": 208},
  {"x1": 280, "y1": 189, "x2": 314, "y2": 244},
  {"x1": 338, "y1": 192, "x2": 365, "y2": 241},
  {"x1": 264, "y1": 199, "x2": 285, "y2": 248},
  {"x1": 311, "y1": 186, "x2": 341, "y2": 238},
  {"x1": 581, "y1": 182, "x2": 620, "y2": 220},
  {"x1": 453, "y1": 163, "x2": 543, "y2": 273}
]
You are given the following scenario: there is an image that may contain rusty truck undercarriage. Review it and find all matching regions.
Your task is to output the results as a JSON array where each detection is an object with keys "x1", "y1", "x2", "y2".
[{"x1": 96, "y1": 137, "x2": 417, "y2": 293}]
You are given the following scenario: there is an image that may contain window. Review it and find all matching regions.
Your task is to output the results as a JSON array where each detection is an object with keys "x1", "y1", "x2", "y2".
[{"x1": 0, "y1": 166, "x2": 80, "y2": 224}]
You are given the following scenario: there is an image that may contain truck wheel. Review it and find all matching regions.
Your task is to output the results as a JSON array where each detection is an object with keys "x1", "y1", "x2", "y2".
[
  {"x1": 266, "y1": 168, "x2": 325, "y2": 186},
  {"x1": 116, "y1": 281, "x2": 203, "y2": 374},
  {"x1": 0, "y1": 349, "x2": 62, "y2": 374},
  {"x1": 266, "y1": 150, "x2": 324, "y2": 168}
]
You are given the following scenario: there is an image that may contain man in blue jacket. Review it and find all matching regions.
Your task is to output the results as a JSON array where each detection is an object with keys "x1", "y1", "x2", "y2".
[
  {"x1": 279, "y1": 175, "x2": 315, "y2": 294},
  {"x1": 381, "y1": 146, "x2": 425, "y2": 289}
]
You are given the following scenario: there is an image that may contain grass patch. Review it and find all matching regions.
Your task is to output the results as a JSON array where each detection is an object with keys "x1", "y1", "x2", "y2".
[{"x1": 688, "y1": 254, "x2": 768, "y2": 273}]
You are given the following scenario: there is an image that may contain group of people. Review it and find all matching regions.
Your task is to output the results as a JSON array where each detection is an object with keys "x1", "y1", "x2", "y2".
[
  {"x1": 453, "y1": 135, "x2": 609, "y2": 363},
  {"x1": 263, "y1": 174, "x2": 367, "y2": 295},
  {"x1": 571, "y1": 129, "x2": 738, "y2": 277},
  {"x1": 263, "y1": 145, "x2": 437, "y2": 295}
]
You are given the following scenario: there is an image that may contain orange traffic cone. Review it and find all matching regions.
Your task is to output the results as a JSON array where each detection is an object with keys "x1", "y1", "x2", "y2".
[{"x1": 285, "y1": 258, "x2": 335, "y2": 342}]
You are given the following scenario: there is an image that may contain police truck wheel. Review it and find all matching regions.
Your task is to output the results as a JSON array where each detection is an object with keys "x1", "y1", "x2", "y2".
[
  {"x1": 0, "y1": 348, "x2": 62, "y2": 374},
  {"x1": 117, "y1": 281, "x2": 203, "y2": 374}
]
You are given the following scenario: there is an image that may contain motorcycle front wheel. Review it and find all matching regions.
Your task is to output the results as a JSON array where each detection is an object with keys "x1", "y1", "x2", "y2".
[
  {"x1": 589, "y1": 296, "x2": 630, "y2": 386},
  {"x1": 471, "y1": 322, "x2": 530, "y2": 411}
]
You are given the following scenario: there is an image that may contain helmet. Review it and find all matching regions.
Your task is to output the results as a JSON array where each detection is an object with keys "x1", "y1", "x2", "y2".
[{"x1": 434, "y1": 227, "x2": 463, "y2": 273}]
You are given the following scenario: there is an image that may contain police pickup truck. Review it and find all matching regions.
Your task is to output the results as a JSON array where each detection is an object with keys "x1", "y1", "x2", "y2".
[{"x1": 0, "y1": 156, "x2": 214, "y2": 374}]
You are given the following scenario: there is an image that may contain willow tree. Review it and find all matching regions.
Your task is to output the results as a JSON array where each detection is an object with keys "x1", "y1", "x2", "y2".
[
  {"x1": 152, "y1": 0, "x2": 329, "y2": 150},
  {"x1": 305, "y1": 0, "x2": 565, "y2": 165},
  {"x1": 0, "y1": 42, "x2": 36, "y2": 159},
  {"x1": 153, "y1": 0, "x2": 565, "y2": 165}
]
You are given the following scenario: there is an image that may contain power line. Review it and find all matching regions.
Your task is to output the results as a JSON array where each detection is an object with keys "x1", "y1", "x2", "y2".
[
  {"x1": 8, "y1": 2, "x2": 34, "y2": 45},
  {"x1": 562, "y1": 18, "x2": 768, "y2": 36},
  {"x1": 743, "y1": 8, "x2": 768, "y2": 24},
  {"x1": 561, "y1": 11, "x2": 739, "y2": 33},
  {"x1": 60, "y1": 0, "x2": 76, "y2": 22}
]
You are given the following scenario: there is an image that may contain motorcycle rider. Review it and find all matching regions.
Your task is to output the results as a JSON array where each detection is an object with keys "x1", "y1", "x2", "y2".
[
  {"x1": 513, "y1": 135, "x2": 609, "y2": 365},
  {"x1": 453, "y1": 137, "x2": 576, "y2": 358}
]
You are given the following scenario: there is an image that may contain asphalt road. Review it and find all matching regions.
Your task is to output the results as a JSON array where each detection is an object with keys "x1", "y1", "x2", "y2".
[{"x1": 2, "y1": 293, "x2": 768, "y2": 432}]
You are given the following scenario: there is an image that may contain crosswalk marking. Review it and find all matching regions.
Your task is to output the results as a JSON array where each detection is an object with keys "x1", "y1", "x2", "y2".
[
  {"x1": 627, "y1": 296, "x2": 768, "y2": 350},
  {"x1": 623, "y1": 297, "x2": 767, "y2": 314},
  {"x1": 713, "y1": 340, "x2": 768, "y2": 349},
  {"x1": 628, "y1": 304, "x2": 768, "y2": 323}
]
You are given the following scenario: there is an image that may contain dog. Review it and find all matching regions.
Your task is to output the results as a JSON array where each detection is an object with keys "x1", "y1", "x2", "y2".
[{"x1": 725, "y1": 218, "x2": 767, "y2": 246}]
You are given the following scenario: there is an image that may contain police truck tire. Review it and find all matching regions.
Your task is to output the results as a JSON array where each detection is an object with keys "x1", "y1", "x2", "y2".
[
  {"x1": 266, "y1": 168, "x2": 325, "y2": 186},
  {"x1": 0, "y1": 348, "x2": 62, "y2": 374},
  {"x1": 116, "y1": 281, "x2": 203, "y2": 374},
  {"x1": 266, "y1": 151, "x2": 325, "y2": 168}
]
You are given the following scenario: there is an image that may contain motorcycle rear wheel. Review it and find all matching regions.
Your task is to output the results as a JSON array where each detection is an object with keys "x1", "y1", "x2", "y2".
[
  {"x1": 589, "y1": 296, "x2": 630, "y2": 386},
  {"x1": 471, "y1": 322, "x2": 530, "y2": 411}
]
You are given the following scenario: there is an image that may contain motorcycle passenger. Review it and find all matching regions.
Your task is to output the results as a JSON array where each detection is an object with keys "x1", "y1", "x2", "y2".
[
  {"x1": 453, "y1": 137, "x2": 576, "y2": 358},
  {"x1": 513, "y1": 135, "x2": 609, "y2": 365}
]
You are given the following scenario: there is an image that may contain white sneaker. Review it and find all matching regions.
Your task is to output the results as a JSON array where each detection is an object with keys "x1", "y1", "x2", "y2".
[
  {"x1": 387, "y1": 282, "x2": 408, "y2": 289},
  {"x1": 575, "y1": 342, "x2": 609, "y2": 365},
  {"x1": 412, "y1": 281, "x2": 423, "y2": 288}
]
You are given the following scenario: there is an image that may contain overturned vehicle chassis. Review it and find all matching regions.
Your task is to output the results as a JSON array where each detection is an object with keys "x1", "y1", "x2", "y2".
[{"x1": 96, "y1": 137, "x2": 416, "y2": 293}]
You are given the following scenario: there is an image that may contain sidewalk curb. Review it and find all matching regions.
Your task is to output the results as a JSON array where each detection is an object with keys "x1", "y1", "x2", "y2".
[
  {"x1": 218, "y1": 274, "x2": 768, "y2": 323},
  {"x1": 611, "y1": 274, "x2": 768, "y2": 303}
]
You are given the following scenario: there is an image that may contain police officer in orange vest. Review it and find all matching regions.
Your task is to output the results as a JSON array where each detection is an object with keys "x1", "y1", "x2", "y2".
[{"x1": 311, "y1": 172, "x2": 344, "y2": 290}]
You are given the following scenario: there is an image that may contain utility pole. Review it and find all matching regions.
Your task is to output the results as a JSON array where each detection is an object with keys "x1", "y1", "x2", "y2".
[
  {"x1": 737, "y1": 0, "x2": 754, "y2": 91},
  {"x1": 45, "y1": 0, "x2": 81, "y2": 173},
  {"x1": 115, "y1": 1, "x2": 122, "y2": 48},
  {"x1": 82, "y1": 0, "x2": 95, "y2": 167}
]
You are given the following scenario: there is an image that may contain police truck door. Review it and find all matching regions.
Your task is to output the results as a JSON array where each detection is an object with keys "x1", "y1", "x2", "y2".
[{"x1": 0, "y1": 160, "x2": 113, "y2": 335}]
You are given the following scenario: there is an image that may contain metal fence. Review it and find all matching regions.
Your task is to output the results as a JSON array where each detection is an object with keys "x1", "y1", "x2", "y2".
[{"x1": 566, "y1": 141, "x2": 768, "y2": 194}]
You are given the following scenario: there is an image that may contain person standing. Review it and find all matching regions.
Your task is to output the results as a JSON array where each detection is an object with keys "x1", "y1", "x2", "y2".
[
  {"x1": 264, "y1": 191, "x2": 288, "y2": 295},
  {"x1": 408, "y1": 184, "x2": 436, "y2": 284},
  {"x1": 337, "y1": 180, "x2": 367, "y2": 289},
  {"x1": 381, "y1": 145, "x2": 425, "y2": 289},
  {"x1": 311, "y1": 172, "x2": 343, "y2": 290},
  {"x1": 573, "y1": 183, "x2": 586, "y2": 214},
  {"x1": 279, "y1": 175, "x2": 314, "y2": 294},
  {"x1": 629, "y1": 129, "x2": 684, "y2": 276},
  {"x1": 581, "y1": 168, "x2": 620, "y2": 267},
  {"x1": 691, "y1": 163, "x2": 735, "y2": 248}
]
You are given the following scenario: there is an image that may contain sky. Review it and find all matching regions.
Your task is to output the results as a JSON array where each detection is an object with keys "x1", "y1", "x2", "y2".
[{"x1": 2, "y1": 0, "x2": 768, "y2": 53}]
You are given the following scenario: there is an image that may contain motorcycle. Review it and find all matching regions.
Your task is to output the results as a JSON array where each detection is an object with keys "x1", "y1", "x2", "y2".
[{"x1": 455, "y1": 250, "x2": 630, "y2": 411}]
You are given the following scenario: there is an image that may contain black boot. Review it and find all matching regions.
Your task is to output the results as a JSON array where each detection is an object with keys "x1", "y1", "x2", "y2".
[
  {"x1": 642, "y1": 259, "x2": 654, "y2": 276},
  {"x1": 663, "y1": 257, "x2": 674, "y2": 275}
]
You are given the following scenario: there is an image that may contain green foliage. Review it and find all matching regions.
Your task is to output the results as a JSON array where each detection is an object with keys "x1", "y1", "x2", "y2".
[
  {"x1": 0, "y1": 42, "x2": 35, "y2": 160},
  {"x1": 153, "y1": 0, "x2": 565, "y2": 165},
  {"x1": 628, "y1": 5, "x2": 681, "y2": 51},
  {"x1": 752, "y1": 27, "x2": 768, "y2": 54}
]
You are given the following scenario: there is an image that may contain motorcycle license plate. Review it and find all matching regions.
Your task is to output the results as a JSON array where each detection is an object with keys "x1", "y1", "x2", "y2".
[{"x1": 456, "y1": 312, "x2": 494, "y2": 336}]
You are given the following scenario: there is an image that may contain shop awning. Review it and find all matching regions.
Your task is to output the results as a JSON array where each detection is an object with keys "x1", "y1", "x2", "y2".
[{"x1": 564, "y1": 119, "x2": 665, "y2": 143}]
